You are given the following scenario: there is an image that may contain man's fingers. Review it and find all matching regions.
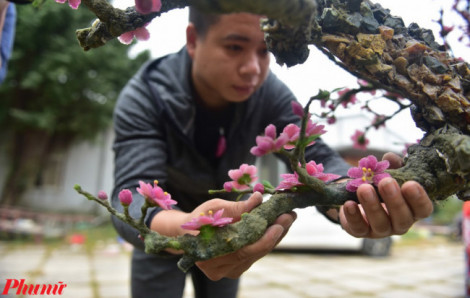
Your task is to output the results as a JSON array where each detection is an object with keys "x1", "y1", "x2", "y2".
[
  {"x1": 211, "y1": 192, "x2": 263, "y2": 220},
  {"x1": 234, "y1": 212, "x2": 296, "y2": 262},
  {"x1": 401, "y1": 181, "x2": 434, "y2": 220},
  {"x1": 228, "y1": 192, "x2": 263, "y2": 220},
  {"x1": 243, "y1": 192, "x2": 264, "y2": 212},
  {"x1": 237, "y1": 224, "x2": 284, "y2": 260},
  {"x1": 272, "y1": 212, "x2": 297, "y2": 245},
  {"x1": 196, "y1": 210, "x2": 295, "y2": 281},
  {"x1": 197, "y1": 223, "x2": 284, "y2": 281},
  {"x1": 382, "y1": 152, "x2": 403, "y2": 169},
  {"x1": 340, "y1": 201, "x2": 370, "y2": 237},
  {"x1": 378, "y1": 178, "x2": 414, "y2": 235},
  {"x1": 357, "y1": 184, "x2": 391, "y2": 237}
]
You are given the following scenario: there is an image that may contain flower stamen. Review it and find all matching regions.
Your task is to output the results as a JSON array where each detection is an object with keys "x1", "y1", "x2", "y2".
[{"x1": 346, "y1": 155, "x2": 391, "y2": 192}]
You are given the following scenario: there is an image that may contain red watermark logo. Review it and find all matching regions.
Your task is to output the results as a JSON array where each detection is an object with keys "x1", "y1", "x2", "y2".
[{"x1": 2, "y1": 279, "x2": 67, "y2": 295}]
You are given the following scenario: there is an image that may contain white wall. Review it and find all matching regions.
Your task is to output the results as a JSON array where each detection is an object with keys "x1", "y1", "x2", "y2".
[{"x1": 17, "y1": 129, "x2": 115, "y2": 214}]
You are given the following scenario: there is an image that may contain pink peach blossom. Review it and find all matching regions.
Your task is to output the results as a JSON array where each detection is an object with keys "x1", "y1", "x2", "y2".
[
  {"x1": 250, "y1": 124, "x2": 288, "y2": 156},
  {"x1": 281, "y1": 120, "x2": 326, "y2": 150},
  {"x1": 338, "y1": 88, "x2": 358, "y2": 108},
  {"x1": 346, "y1": 155, "x2": 391, "y2": 192},
  {"x1": 351, "y1": 130, "x2": 369, "y2": 151},
  {"x1": 227, "y1": 164, "x2": 258, "y2": 190},
  {"x1": 281, "y1": 124, "x2": 301, "y2": 149},
  {"x1": 181, "y1": 209, "x2": 233, "y2": 230},
  {"x1": 306, "y1": 121, "x2": 326, "y2": 137},
  {"x1": 305, "y1": 161, "x2": 341, "y2": 182},
  {"x1": 137, "y1": 180, "x2": 177, "y2": 210},
  {"x1": 118, "y1": 25, "x2": 150, "y2": 45},
  {"x1": 276, "y1": 172, "x2": 301, "y2": 190},
  {"x1": 276, "y1": 161, "x2": 340, "y2": 190},
  {"x1": 55, "y1": 0, "x2": 81, "y2": 9}
]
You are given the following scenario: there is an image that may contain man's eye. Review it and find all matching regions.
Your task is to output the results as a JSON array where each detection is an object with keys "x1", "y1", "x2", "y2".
[{"x1": 226, "y1": 45, "x2": 243, "y2": 52}]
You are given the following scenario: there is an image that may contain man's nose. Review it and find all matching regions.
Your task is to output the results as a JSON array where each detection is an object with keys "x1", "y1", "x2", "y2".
[{"x1": 239, "y1": 52, "x2": 261, "y2": 77}]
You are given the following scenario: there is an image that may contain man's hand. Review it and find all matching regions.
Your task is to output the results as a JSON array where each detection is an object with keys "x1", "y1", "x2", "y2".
[
  {"x1": 338, "y1": 152, "x2": 434, "y2": 238},
  {"x1": 195, "y1": 192, "x2": 296, "y2": 281}
]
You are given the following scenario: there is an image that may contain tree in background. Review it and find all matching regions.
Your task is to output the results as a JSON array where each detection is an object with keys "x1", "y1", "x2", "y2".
[{"x1": 0, "y1": 0, "x2": 150, "y2": 205}]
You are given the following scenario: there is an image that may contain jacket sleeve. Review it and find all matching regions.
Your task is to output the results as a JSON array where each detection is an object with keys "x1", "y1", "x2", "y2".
[{"x1": 111, "y1": 66, "x2": 174, "y2": 249}]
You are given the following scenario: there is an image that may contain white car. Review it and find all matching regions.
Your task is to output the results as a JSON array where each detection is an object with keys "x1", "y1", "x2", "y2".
[{"x1": 275, "y1": 206, "x2": 393, "y2": 257}]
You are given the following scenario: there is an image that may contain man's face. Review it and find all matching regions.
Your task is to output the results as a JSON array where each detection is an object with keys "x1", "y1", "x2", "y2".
[{"x1": 187, "y1": 13, "x2": 270, "y2": 109}]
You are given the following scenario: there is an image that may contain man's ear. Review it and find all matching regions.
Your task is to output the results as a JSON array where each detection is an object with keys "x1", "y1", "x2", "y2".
[{"x1": 186, "y1": 23, "x2": 198, "y2": 59}]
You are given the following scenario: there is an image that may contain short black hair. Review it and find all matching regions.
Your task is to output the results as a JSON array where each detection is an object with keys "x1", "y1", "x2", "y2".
[{"x1": 188, "y1": 6, "x2": 221, "y2": 38}]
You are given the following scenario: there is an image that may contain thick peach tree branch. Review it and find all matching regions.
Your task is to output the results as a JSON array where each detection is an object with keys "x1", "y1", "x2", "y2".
[{"x1": 73, "y1": 0, "x2": 470, "y2": 272}]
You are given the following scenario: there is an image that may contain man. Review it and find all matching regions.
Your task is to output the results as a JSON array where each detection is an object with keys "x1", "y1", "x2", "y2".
[{"x1": 111, "y1": 7, "x2": 433, "y2": 298}]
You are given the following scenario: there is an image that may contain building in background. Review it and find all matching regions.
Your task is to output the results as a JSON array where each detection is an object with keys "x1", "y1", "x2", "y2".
[{"x1": 0, "y1": 129, "x2": 114, "y2": 215}]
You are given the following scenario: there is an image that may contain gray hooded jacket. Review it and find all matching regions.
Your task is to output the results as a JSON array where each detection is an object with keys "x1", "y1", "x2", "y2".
[{"x1": 111, "y1": 48, "x2": 350, "y2": 249}]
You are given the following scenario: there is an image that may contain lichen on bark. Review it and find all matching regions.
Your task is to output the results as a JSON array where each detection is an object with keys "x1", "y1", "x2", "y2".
[{"x1": 388, "y1": 126, "x2": 470, "y2": 201}]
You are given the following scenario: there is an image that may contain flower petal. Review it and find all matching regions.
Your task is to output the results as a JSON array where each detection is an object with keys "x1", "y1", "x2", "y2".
[
  {"x1": 306, "y1": 121, "x2": 326, "y2": 136},
  {"x1": 250, "y1": 146, "x2": 265, "y2": 157},
  {"x1": 374, "y1": 160, "x2": 390, "y2": 173},
  {"x1": 359, "y1": 155, "x2": 378, "y2": 169},
  {"x1": 347, "y1": 167, "x2": 364, "y2": 179},
  {"x1": 346, "y1": 178, "x2": 368, "y2": 192},
  {"x1": 181, "y1": 220, "x2": 201, "y2": 230},
  {"x1": 372, "y1": 172, "x2": 391, "y2": 185},
  {"x1": 118, "y1": 31, "x2": 135, "y2": 45},
  {"x1": 134, "y1": 27, "x2": 150, "y2": 41},
  {"x1": 282, "y1": 124, "x2": 300, "y2": 140},
  {"x1": 68, "y1": 0, "x2": 81, "y2": 9},
  {"x1": 274, "y1": 133, "x2": 289, "y2": 149},
  {"x1": 265, "y1": 124, "x2": 277, "y2": 139},
  {"x1": 291, "y1": 101, "x2": 304, "y2": 117},
  {"x1": 213, "y1": 217, "x2": 233, "y2": 227},
  {"x1": 228, "y1": 169, "x2": 242, "y2": 181},
  {"x1": 255, "y1": 136, "x2": 273, "y2": 151},
  {"x1": 317, "y1": 173, "x2": 341, "y2": 182},
  {"x1": 346, "y1": 183, "x2": 358, "y2": 192}
]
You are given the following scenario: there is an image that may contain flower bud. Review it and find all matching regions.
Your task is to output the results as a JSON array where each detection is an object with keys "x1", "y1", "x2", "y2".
[
  {"x1": 291, "y1": 101, "x2": 304, "y2": 117},
  {"x1": 253, "y1": 183, "x2": 265, "y2": 194},
  {"x1": 223, "y1": 182, "x2": 233, "y2": 192},
  {"x1": 118, "y1": 189, "x2": 133, "y2": 206},
  {"x1": 97, "y1": 191, "x2": 108, "y2": 200}
]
